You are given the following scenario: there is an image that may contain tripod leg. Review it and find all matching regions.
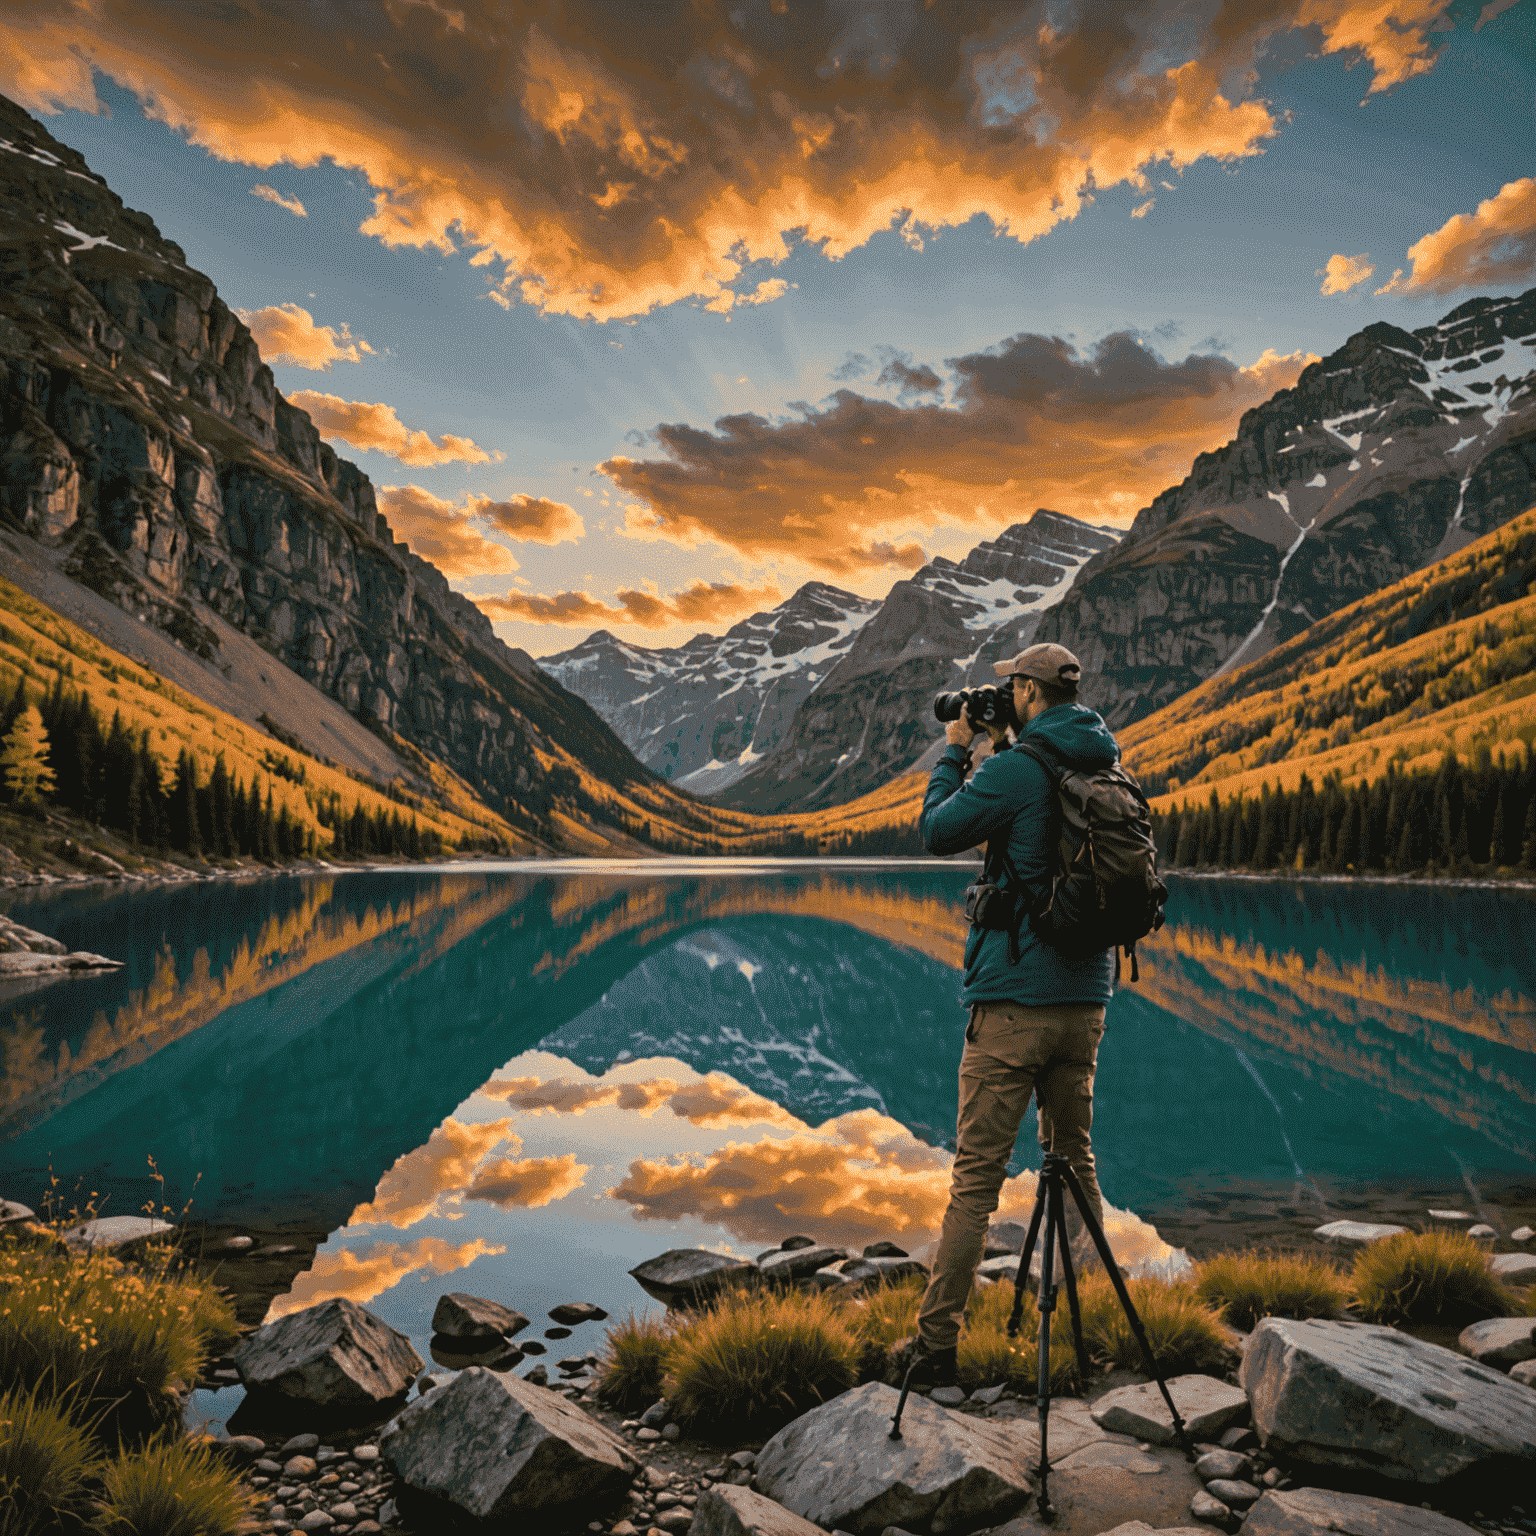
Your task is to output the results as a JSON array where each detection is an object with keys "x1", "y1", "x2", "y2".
[
  {"x1": 1054, "y1": 1187, "x2": 1090, "y2": 1384},
  {"x1": 1058, "y1": 1162, "x2": 1197, "y2": 1461},
  {"x1": 1034, "y1": 1180, "x2": 1059, "y2": 1524},
  {"x1": 1007, "y1": 1173, "x2": 1049, "y2": 1339}
]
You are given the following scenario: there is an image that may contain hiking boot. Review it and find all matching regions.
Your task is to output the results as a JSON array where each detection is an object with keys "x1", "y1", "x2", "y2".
[{"x1": 901, "y1": 1340, "x2": 957, "y2": 1391}]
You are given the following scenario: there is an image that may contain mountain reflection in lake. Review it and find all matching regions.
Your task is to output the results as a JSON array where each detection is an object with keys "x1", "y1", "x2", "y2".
[{"x1": 2, "y1": 863, "x2": 1532, "y2": 1381}]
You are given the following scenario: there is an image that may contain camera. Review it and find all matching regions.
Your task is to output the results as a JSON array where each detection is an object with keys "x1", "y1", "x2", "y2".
[{"x1": 933, "y1": 684, "x2": 1017, "y2": 731}]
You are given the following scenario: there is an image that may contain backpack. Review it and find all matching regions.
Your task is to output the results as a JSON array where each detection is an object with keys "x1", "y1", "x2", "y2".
[{"x1": 1013, "y1": 741, "x2": 1169, "y2": 982}]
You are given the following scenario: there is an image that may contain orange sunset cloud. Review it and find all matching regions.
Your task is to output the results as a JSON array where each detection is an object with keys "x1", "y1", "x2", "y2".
[
  {"x1": 350, "y1": 1115, "x2": 520, "y2": 1228},
  {"x1": 477, "y1": 579, "x2": 784, "y2": 631},
  {"x1": 0, "y1": 2, "x2": 1454, "y2": 322},
  {"x1": 481, "y1": 1072, "x2": 800, "y2": 1129},
  {"x1": 465, "y1": 1153, "x2": 589, "y2": 1209},
  {"x1": 607, "y1": 335, "x2": 1313, "y2": 573},
  {"x1": 267, "y1": 1235, "x2": 505, "y2": 1320},
  {"x1": 286, "y1": 390, "x2": 499, "y2": 468},
  {"x1": 238, "y1": 302, "x2": 372, "y2": 369},
  {"x1": 377, "y1": 486, "x2": 518, "y2": 578},
  {"x1": 1395, "y1": 178, "x2": 1536, "y2": 296}
]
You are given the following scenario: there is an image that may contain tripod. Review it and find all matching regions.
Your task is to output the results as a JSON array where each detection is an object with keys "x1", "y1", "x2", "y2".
[{"x1": 889, "y1": 1152, "x2": 1196, "y2": 1524}]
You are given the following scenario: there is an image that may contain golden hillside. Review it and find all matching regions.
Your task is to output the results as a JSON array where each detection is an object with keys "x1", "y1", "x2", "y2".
[{"x1": 1121, "y1": 504, "x2": 1536, "y2": 811}]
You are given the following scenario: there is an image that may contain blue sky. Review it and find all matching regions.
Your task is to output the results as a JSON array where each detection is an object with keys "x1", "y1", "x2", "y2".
[{"x1": 4, "y1": 0, "x2": 1533, "y2": 653}]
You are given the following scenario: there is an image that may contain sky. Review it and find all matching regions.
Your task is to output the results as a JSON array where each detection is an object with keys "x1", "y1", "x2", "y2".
[{"x1": 2, "y1": 0, "x2": 1534, "y2": 656}]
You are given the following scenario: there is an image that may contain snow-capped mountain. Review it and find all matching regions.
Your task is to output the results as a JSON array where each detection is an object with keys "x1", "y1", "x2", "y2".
[
  {"x1": 539, "y1": 582, "x2": 880, "y2": 792},
  {"x1": 713, "y1": 510, "x2": 1120, "y2": 811},
  {"x1": 1035, "y1": 289, "x2": 1536, "y2": 726}
]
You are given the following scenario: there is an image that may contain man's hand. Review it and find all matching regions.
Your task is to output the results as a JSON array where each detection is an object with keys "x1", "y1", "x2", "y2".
[{"x1": 944, "y1": 718, "x2": 976, "y2": 748}]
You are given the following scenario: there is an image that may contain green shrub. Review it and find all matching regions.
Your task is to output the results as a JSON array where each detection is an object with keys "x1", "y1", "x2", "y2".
[
  {"x1": 664, "y1": 1289, "x2": 859, "y2": 1439},
  {"x1": 0, "y1": 1240, "x2": 235, "y2": 1445},
  {"x1": 596, "y1": 1313, "x2": 674, "y2": 1411},
  {"x1": 90, "y1": 1436, "x2": 250, "y2": 1536},
  {"x1": 0, "y1": 1383, "x2": 103, "y2": 1536},
  {"x1": 1351, "y1": 1230, "x2": 1522, "y2": 1325},
  {"x1": 956, "y1": 1280, "x2": 1080, "y2": 1396},
  {"x1": 1078, "y1": 1273, "x2": 1231, "y2": 1376},
  {"x1": 1194, "y1": 1249, "x2": 1349, "y2": 1330}
]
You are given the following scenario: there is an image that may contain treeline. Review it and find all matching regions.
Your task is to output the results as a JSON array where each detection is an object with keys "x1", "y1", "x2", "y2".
[
  {"x1": 1151, "y1": 748, "x2": 1536, "y2": 876},
  {"x1": 0, "y1": 676, "x2": 443, "y2": 864}
]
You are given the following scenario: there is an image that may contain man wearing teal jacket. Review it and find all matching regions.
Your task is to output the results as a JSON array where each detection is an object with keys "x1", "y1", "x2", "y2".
[{"x1": 907, "y1": 642, "x2": 1118, "y2": 1387}]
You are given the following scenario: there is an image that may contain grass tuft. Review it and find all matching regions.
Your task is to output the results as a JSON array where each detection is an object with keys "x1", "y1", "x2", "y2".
[
  {"x1": 90, "y1": 1435, "x2": 251, "y2": 1536},
  {"x1": 956, "y1": 1280, "x2": 1081, "y2": 1395},
  {"x1": 0, "y1": 1383, "x2": 103, "y2": 1536},
  {"x1": 1194, "y1": 1249, "x2": 1350, "y2": 1330},
  {"x1": 1350, "y1": 1230, "x2": 1522, "y2": 1325},
  {"x1": 0, "y1": 1238, "x2": 238, "y2": 1445},
  {"x1": 596, "y1": 1312, "x2": 675, "y2": 1412},
  {"x1": 664, "y1": 1288, "x2": 859, "y2": 1439},
  {"x1": 851, "y1": 1275, "x2": 925, "y2": 1353},
  {"x1": 1077, "y1": 1273, "x2": 1232, "y2": 1377}
]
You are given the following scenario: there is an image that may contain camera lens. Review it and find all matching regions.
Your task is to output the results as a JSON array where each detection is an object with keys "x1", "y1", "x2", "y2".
[{"x1": 933, "y1": 691, "x2": 964, "y2": 722}]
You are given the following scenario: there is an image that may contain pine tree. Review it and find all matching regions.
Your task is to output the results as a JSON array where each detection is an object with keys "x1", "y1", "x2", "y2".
[
  {"x1": 209, "y1": 754, "x2": 236, "y2": 859},
  {"x1": 170, "y1": 750, "x2": 200, "y2": 853},
  {"x1": 1523, "y1": 791, "x2": 1536, "y2": 871},
  {"x1": 1, "y1": 706, "x2": 55, "y2": 806}
]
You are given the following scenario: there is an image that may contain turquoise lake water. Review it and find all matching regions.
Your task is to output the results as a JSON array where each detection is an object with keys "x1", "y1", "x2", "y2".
[{"x1": 1, "y1": 862, "x2": 1531, "y2": 1423}]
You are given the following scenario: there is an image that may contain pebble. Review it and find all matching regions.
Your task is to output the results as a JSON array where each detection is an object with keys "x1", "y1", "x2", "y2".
[
  {"x1": 1207, "y1": 1479, "x2": 1261, "y2": 1509},
  {"x1": 297, "y1": 1514, "x2": 335, "y2": 1532},
  {"x1": 729, "y1": 1451, "x2": 756, "y2": 1469},
  {"x1": 971, "y1": 1383, "x2": 1008, "y2": 1406},
  {"x1": 331, "y1": 1503, "x2": 358, "y2": 1521},
  {"x1": 657, "y1": 1512, "x2": 691, "y2": 1532},
  {"x1": 281, "y1": 1435, "x2": 321, "y2": 1455},
  {"x1": 656, "y1": 1493, "x2": 680, "y2": 1508},
  {"x1": 353, "y1": 1526, "x2": 382, "y2": 1534},
  {"x1": 929, "y1": 1385, "x2": 967, "y2": 1407},
  {"x1": 1469, "y1": 1224, "x2": 1497, "y2": 1239},
  {"x1": 1195, "y1": 1449, "x2": 1252, "y2": 1482},
  {"x1": 1219, "y1": 1427, "x2": 1258, "y2": 1451},
  {"x1": 1190, "y1": 1489, "x2": 1233, "y2": 1524},
  {"x1": 661, "y1": 1423, "x2": 680, "y2": 1441},
  {"x1": 256, "y1": 1458, "x2": 285, "y2": 1476},
  {"x1": 284, "y1": 1456, "x2": 317, "y2": 1480},
  {"x1": 525, "y1": 1365, "x2": 549, "y2": 1386},
  {"x1": 640, "y1": 1400, "x2": 671, "y2": 1429},
  {"x1": 378, "y1": 1499, "x2": 397, "y2": 1525},
  {"x1": 353, "y1": 1446, "x2": 379, "y2": 1462},
  {"x1": 546, "y1": 1326, "x2": 573, "y2": 1339},
  {"x1": 225, "y1": 1435, "x2": 266, "y2": 1459},
  {"x1": 338, "y1": 1481, "x2": 360, "y2": 1494},
  {"x1": 1263, "y1": 1468, "x2": 1283, "y2": 1487},
  {"x1": 1513, "y1": 1226, "x2": 1535, "y2": 1243},
  {"x1": 224, "y1": 1235, "x2": 255, "y2": 1250},
  {"x1": 637, "y1": 1428, "x2": 662, "y2": 1442},
  {"x1": 612, "y1": 1524, "x2": 639, "y2": 1536}
]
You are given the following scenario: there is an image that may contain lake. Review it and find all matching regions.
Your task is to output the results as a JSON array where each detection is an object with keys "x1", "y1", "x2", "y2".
[{"x1": 2, "y1": 862, "x2": 1533, "y2": 1427}]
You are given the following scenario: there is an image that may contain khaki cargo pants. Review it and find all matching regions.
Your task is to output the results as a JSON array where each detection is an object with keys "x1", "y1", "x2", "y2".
[{"x1": 916, "y1": 999, "x2": 1107, "y2": 1352}]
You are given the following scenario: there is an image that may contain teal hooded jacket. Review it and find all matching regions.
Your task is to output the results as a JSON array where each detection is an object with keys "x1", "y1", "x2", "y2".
[{"x1": 921, "y1": 702, "x2": 1119, "y2": 1008}]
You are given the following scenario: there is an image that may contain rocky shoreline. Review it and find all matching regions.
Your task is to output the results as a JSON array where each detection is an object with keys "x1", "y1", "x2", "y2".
[{"x1": 158, "y1": 1216, "x2": 1535, "y2": 1536}]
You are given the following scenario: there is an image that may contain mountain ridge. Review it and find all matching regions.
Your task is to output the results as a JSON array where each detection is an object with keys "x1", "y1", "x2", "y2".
[{"x1": 1034, "y1": 290, "x2": 1536, "y2": 727}]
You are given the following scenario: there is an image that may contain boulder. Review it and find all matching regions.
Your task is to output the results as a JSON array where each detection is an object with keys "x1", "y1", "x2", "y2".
[
  {"x1": 867, "y1": 1256, "x2": 930, "y2": 1287},
  {"x1": 984, "y1": 1222, "x2": 1032, "y2": 1259},
  {"x1": 1090, "y1": 1376, "x2": 1249, "y2": 1447},
  {"x1": 1098, "y1": 1526, "x2": 1208, "y2": 1536},
  {"x1": 378, "y1": 1367, "x2": 635, "y2": 1523},
  {"x1": 864, "y1": 1242, "x2": 909, "y2": 1258},
  {"x1": 818, "y1": 1258, "x2": 882, "y2": 1290},
  {"x1": 430, "y1": 1291, "x2": 529, "y2": 1340},
  {"x1": 60, "y1": 1215, "x2": 175, "y2": 1253},
  {"x1": 690, "y1": 1483, "x2": 829, "y2": 1536},
  {"x1": 1312, "y1": 1221, "x2": 1408, "y2": 1247},
  {"x1": 630, "y1": 1249, "x2": 755, "y2": 1307},
  {"x1": 1240, "y1": 1317, "x2": 1536, "y2": 1484},
  {"x1": 759, "y1": 1246, "x2": 850, "y2": 1283},
  {"x1": 1457, "y1": 1318, "x2": 1536, "y2": 1368},
  {"x1": 1489, "y1": 1253, "x2": 1536, "y2": 1285},
  {"x1": 1193, "y1": 1450, "x2": 1252, "y2": 1482},
  {"x1": 0, "y1": 1199, "x2": 35, "y2": 1224},
  {"x1": 1242, "y1": 1487, "x2": 1480, "y2": 1536},
  {"x1": 1205, "y1": 1479, "x2": 1260, "y2": 1510},
  {"x1": 235, "y1": 1297, "x2": 422, "y2": 1410},
  {"x1": 754, "y1": 1380, "x2": 1033, "y2": 1534},
  {"x1": 1510, "y1": 1359, "x2": 1536, "y2": 1387},
  {"x1": 1189, "y1": 1489, "x2": 1234, "y2": 1525},
  {"x1": 780, "y1": 1236, "x2": 818, "y2": 1251},
  {"x1": 549, "y1": 1302, "x2": 608, "y2": 1325}
]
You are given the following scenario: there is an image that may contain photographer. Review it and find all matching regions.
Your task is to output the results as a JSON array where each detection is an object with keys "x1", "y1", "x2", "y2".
[{"x1": 904, "y1": 642, "x2": 1121, "y2": 1390}]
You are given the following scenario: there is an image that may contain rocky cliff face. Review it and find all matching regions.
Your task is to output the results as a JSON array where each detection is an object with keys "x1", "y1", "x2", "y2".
[
  {"x1": 713, "y1": 510, "x2": 1119, "y2": 811},
  {"x1": 1034, "y1": 290, "x2": 1536, "y2": 727},
  {"x1": 540, "y1": 582, "x2": 879, "y2": 793},
  {"x1": 0, "y1": 94, "x2": 665, "y2": 845}
]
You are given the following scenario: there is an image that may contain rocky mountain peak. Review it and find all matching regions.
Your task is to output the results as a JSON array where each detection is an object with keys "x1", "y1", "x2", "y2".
[{"x1": 1035, "y1": 286, "x2": 1536, "y2": 726}]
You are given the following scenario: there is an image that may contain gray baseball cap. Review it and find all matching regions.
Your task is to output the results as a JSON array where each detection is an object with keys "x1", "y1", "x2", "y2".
[{"x1": 993, "y1": 642, "x2": 1082, "y2": 688}]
